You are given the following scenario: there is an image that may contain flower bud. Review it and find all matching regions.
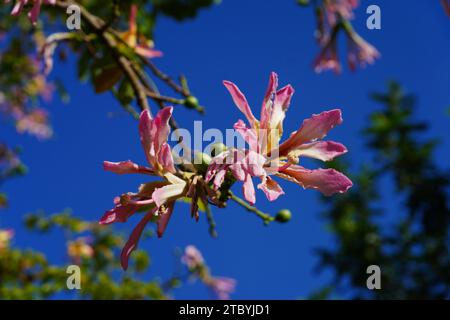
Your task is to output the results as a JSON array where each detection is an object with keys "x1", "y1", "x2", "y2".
[
  {"x1": 275, "y1": 209, "x2": 292, "y2": 223},
  {"x1": 184, "y1": 96, "x2": 201, "y2": 111},
  {"x1": 193, "y1": 152, "x2": 212, "y2": 173},
  {"x1": 210, "y1": 142, "x2": 227, "y2": 157},
  {"x1": 194, "y1": 152, "x2": 212, "y2": 166}
]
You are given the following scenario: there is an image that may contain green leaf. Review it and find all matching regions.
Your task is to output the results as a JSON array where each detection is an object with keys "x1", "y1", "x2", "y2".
[
  {"x1": 93, "y1": 66, "x2": 123, "y2": 93},
  {"x1": 117, "y1": 79, "x2": 135, "y2": 106}
]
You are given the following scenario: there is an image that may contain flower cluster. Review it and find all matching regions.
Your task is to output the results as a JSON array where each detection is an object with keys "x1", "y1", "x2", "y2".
[
  {"x1": 0, "y1": 52, "x2": 54, "y2": 140},
  {"x1": 4, "y1": 0, "x2": 56, "y2": 25},
  {"x1": 101, "y1": 107, "x2": 219, "y2": 270},
  {"x1": 206, "y1": 72, "x2": 352, "y2": 204},
  {"x1": 100, "y1": 72, "x2": 352, "y2": 270},
  {"x1": 182, "y1": 245, "x2": 236, "y2": 300},
  {"x1": 313, "y1": 0, "x2": 380, "y2": 73},
  {"x1": 14, "y1": 108, "x2": 53, "y2": 139}
]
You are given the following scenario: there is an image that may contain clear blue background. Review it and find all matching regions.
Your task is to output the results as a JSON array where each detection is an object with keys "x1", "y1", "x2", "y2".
[{"x1": 1, "y1": 0, "x2": 449, "y2": 299}]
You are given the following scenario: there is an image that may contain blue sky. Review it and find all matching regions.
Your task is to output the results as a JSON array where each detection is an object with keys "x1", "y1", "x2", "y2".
[{"x1": 1, "y1": 0, "x2": 450, "y2": 299}]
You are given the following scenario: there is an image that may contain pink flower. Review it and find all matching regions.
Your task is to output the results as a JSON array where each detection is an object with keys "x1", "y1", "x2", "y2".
[
  {"x1": 345, "y1": 30, "x2": 380, "y2": 71},
  {"x1": 207, "y1": 277, "x2": 236, "y2": 300},
  {"x1": 207, "y1": 72, "x2": 352, "y2": 204},
  {"x1": 14, "y1": 108, "x2": 53, "y2": 139},
  {"x1": 182, "y1": 245, "x2": 205, "y2": 269},
  {"x1": 101, "y1": 107, "x2": 190, "y2": 270},
  {"x1": 121, "y1": 5, "x2": 163, "y2": 59},
  {"x1": 206, "y1": 149, "x2": 266, "y2": 205},
  {"x1": 182, "y1": 245, "x2": 237, "y2": 300},
  {"x1": 4, "y1": 0, "x2": 56, "y2": 25},
  {"x1": 313, "y1": 32, "x2": 341, "y2": 74},
  {"x1": 323, "y1": 0, "x2": 359, "y2": 25},
  {"x1": 313, "y1": 1, "x2": 379, "y2": 73}
]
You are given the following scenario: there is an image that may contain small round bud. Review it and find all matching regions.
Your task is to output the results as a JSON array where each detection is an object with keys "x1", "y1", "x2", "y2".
[
  {"x1": 184, "y1": 96, "x2": 200, "y2": 109},
  {"x1": 194, "y1": 152, "x2": 212, "y2": 166},
  {"x1": 275, "y1": 209, "x2": 292, "y2": 223},
  {"x1": 210, "y1": 142, "x2": 227, "y2": 157}
]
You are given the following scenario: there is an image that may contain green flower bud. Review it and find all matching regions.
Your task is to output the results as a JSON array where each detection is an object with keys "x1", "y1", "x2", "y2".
[
  {"x1": 275, "y1": 209, "x2": 292, "y2": 223},
  {"x1": 210, "y1": 142, "x2": 227, "y2": 157},
  {"x1": 184, "y1": 96, "x2": 200, "y2": 109},
  {"x1": 194, "y1": 152, "x2": 212, "y2": 166},
  {"x1": 193, "y1": 152, "x2": 212, "y2": 174}
]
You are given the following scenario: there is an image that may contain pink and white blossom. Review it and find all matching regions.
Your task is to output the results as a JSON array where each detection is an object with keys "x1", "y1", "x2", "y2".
[
  {"x1": 207, "y1": 277, "x2": 236, "y2": 300},
  {"x1": 182, "y1": 245, "x2": 205, "y2": 270},
  {"x1": 346, "y1": 30, "x2": 380, "y2": 71},
  {"x1": 14, "y1": 108, "x2": 53, "y2": 140},
  {"x1": 101, "y1": 107, "x2": 192, "y2": 270},
  {"x1": 323, "y1": 0, "x2": 359, "y2": 26},
  {"x1": 207, "y1": 72, "x2": 352, "y2": 204},
  {"x1": 121, "y1": 5, "x2": 163, "y2": 59},
  {"x1": 313, "y1": 33, "x2": 341, "y2": 74}
]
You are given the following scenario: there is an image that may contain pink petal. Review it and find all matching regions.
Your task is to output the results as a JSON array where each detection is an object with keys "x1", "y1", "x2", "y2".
[
  {"x1": 260, "y1": 72, "x2": 278, "y2": 130},
  {"x1": 223, "y1": 80, "x2": 258, "y2": 128},
  {"x1": 210, "y1": 277, "x2": 236, "y2": 300},
  {"x1": 28, "y1": 0, "x2": 42, "y2": 24},
  {"x1": 288, "y1": 141, "x2": 348, "y2": 162},
  {"x1": 139, "y1": 109, "x2": 154, "y2": 165},
  {"x1": 153, "y1": 106, "x2": 173, "y2": 152},
  {"x1": 213, "y1": 168, "x2": 227, "y2": 190},
  {"x1": 11, "y1": 1, "x2": 25, "y2": 16},
  {"x1": 128, "y1": 4, "x2": 137, "y2": 32},
  {"x1": 135, "y1": 46, "x2": 164, "y2": 59},
  {"x1": 258, "y1": 176, "x2": 285, "y2": 201},
  {"x1": 157, "y1": 202, "x2": 175, "y2": 238},
  {"x1": 278, "y1": 165, "x2": 352, "y2": 196},
  {"x1": 229, "y1": 149, "x2": 247, "y2": 181},
  {"x1": 244, "y1": 150, "x2": 266, "y2": 177},
  {"x1": 313, "y1": 36, "x2": 341, "y2": 74},
  {"x1": 120, "y1": 209, "x2": 155, "y2": 270},
  {"x1": 233, "y1": 119, "x2": 259, "y2": 152},
  {"x1": 152, "y1": 181, "x2": 185, "y2": 207},
  {"x1": 271, "y1": 84, "x2": 294, "y2": 129},
  {"x1": 99, "y1": 203, "x2": 138, "y2": 225},
  {"x1": 158, "y1": 143, "x2": 176, "y2": 173},
  {"x1": 103, "y1": 160, "x2": 153, "y2": 175},
  {"x1": 138, "y1": 107, "x2": 174, "y2": 172},
  {"x1": 230, "y1": 162, "x2": 246, "y2": 181},
  {"x1": 279, "y1": 109, "x2": 343, "y2": 155},
  {"x1": 242, "y1": 173, "x2": 256, "y2": 205}
]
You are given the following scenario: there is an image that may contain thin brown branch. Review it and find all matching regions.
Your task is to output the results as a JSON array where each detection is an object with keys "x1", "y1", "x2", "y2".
[
  {"x1": 141, "y1": 58, "x2": 190, "y2": 97},
  {"x1": 55, "y1": 0, "x2": 150, "y2": 111}
]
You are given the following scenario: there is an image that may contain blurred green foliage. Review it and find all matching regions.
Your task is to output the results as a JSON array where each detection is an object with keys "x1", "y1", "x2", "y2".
[
  {"x1": 313, "y1": 82, "x2": 450, "y2": 299},
  {"x1": 1, "y1": 210, "x2": 170, "y2": 299}
]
